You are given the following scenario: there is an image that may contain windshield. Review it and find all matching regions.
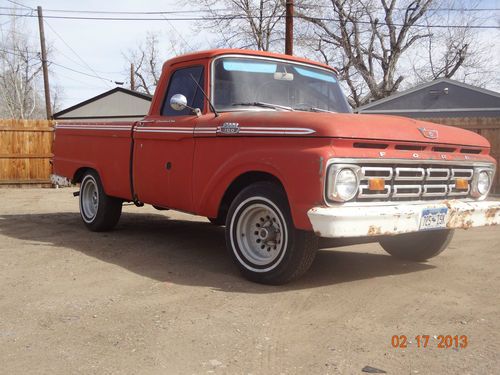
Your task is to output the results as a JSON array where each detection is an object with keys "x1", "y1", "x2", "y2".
[{"x1": 213, "y1": 56, "x2": 351, "y2": 113}]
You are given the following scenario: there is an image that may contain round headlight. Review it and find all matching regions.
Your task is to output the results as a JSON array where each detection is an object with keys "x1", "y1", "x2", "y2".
[
  {"x1": 335, "y1": 168, "x2": 358, "y2": 201},
  {"x1": 477, "y1": 170, "x2": 491, "y2": 195}
]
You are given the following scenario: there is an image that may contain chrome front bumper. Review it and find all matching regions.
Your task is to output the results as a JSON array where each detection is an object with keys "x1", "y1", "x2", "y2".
[{"x1": 307, "y1": 199, "x2": 500, "y2": 238}]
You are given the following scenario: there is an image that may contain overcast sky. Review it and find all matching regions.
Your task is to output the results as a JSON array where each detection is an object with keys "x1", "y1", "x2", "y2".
[{"x1": 1, "y1": 0, "x2": 499, "y2": 110}]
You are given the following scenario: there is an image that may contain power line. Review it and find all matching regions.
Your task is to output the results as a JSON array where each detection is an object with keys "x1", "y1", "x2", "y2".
[
  {"x1": 160, "y1": 14, "x2": 194, "y2": 50},
  {"x1": 0, "y1": 47, "x2": 117, "y2": 83},
  {"x1": 0, "y1": 11, "x2": 498, "y2": 29},
  {"x1": 43, "y1": 19, "x2": 113, "y2": 87},
  {"x1": 50, "y1": 62, "x2": 116, "y2": 83},
  {"x1": 5, "y1": 0, "x2": 32, "y2": 11},
  {"x1": 43, "y1": 8, "x2": 230, "y2": 15},
  {"x1": 1, "y1": 5, "x2": 498, "y2": 14}
]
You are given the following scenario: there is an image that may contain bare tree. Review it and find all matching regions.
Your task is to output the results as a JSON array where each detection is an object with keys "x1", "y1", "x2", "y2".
[
  {"x1": 410, "y1": 4, "x2": 491, "y2": 86},
  {"x1": 0, "y1": 14, "x2": 46, "y2": 119},
  {"x1": 296, "y1": 0, "x2": 488, "y2": 107},
  {"x1": 187, "y1": 0, "x2": 286, "y2": 50},
  {"x1": 124, "y1": 32, "x2": 197, "y2": 95},
  {"x1": 124, "y1": 33, "x2": 162, "y2": 96}
]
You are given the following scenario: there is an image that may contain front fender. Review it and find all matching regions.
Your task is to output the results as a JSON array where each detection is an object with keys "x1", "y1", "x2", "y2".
[{"x1": 193, "y1": 139, "x2": 330, "y2": 230}]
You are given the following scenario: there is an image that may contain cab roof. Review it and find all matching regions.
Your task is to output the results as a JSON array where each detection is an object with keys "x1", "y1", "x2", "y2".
[{"x1": 163, "y1": 48, "x2": 338, "y2": 74}]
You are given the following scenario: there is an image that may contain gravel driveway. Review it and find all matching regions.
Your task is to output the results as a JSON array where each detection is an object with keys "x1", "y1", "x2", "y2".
[{"x1": 0, "y1": 188, "x2": 499, "y2": 374}]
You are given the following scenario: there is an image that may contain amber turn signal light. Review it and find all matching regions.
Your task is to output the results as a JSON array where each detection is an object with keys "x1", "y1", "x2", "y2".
[
  {"x1": 368, "y1": 178, "x2": 385, "y2": 191},
  {"x1": 455, "y1": 178, "x2": 469, "y2": 190}
]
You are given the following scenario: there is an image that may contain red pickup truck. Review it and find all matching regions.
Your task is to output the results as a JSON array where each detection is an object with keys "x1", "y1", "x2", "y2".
[{"x1": 52, "y1": 49, "x2": 499, "y2": 284}]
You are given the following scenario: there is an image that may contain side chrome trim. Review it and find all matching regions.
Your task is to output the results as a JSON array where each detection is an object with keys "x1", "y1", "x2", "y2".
[
  {"x1": 134, "y1": 126, "x2": 316, "y2": 136},
  {"x1": 55, "y1": 125, "x2": 131, "y2": 131},
  {"x1": 135, "y1": 127, "x2": 193, "y2": 134}
]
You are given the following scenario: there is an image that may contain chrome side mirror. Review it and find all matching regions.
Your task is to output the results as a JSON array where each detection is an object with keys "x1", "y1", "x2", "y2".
[{"x1": 170, "y1": 94, "x2": 188, "y2": 111}]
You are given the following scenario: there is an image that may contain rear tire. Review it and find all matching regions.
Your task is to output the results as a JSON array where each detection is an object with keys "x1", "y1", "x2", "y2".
[
  {"x1": 79, "y1": 170, "x2": 122, "y2": 232},
  {"x1": 225, "y1": 182, "x2": 318, "y2": 284},
  {"x1": 379, "y1": 229, "x2": 454, "y2": 261}
]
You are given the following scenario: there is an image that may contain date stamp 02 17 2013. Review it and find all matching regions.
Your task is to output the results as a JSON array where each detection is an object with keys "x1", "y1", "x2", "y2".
[{"x1": 391, "y1": 335, "x2": 468, "y2": 349}]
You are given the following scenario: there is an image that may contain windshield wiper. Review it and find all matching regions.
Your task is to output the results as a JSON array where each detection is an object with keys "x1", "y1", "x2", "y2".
[
  {"x1": 294, "y1": 106, "x2": 336, "y2": 113},
  {"x1": 232, "y1": 102, "x2": 294, "y2": 111}
]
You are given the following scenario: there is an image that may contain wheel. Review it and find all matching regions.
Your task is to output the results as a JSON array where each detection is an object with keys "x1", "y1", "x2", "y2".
[
  {"x1": 225, "y1": 182, "x2": 318, "y2": 284},
  {"x1": 379, "y1": 229, "x2": 454, "y2": 261},
  {"x1": 79, "y1": 170, "x2": 122, "y2": 232}
]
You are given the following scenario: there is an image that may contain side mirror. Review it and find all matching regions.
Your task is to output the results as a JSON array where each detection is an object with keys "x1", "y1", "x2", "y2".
[{"x1": 170, "y1": 94, "x2": 188, "y2": 111}]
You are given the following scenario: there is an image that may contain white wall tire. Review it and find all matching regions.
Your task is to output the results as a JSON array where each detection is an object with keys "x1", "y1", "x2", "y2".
[
  {"x1": 79, "y1": 171, "x2": 122, "y2": 232},
  {"x1": 226, "y1": 182, "x2": 318, "y2": 284}
]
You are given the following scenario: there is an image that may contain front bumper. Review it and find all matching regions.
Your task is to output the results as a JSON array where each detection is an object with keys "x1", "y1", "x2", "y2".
[{"x1": 307, "y1": 199, "x2": 500, "y2": 238}]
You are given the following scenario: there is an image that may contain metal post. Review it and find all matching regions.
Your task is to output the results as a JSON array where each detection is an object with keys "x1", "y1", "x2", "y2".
[
  {"x1": 37, "y1": 6, "x2": 52, "y2": 119},
  {"x1": 285, "y1": 0, "x2": 294, "y2": 55}
]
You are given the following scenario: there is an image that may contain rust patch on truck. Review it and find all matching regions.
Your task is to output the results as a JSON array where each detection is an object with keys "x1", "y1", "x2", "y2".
[
  {"x1": 485, "y1": 207, "x2": 499, "y2": 220},
  {"x1": 484, "y1": 206, "x2": 500, "y2": 226},
  {"x1": 447, "y1": 208, "x2": 473, "y2": 230},
  {"x1": 367, "y1": 225, "x2": 382, "y2": 236}
]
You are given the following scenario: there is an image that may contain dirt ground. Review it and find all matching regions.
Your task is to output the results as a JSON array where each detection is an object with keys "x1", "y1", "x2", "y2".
[{"x1": 0, "y1": 188, "x2": 499, "y2": 374}]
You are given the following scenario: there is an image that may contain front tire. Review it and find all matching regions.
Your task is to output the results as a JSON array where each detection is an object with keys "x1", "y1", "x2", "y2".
[
  {"x1": 379, "y1": 229, "x2": 454, "y2": 261},
  {"x1": 225, "y1": 182, "x2": 318, "y2": 284},
  {"x1": 79, "y1": 171, "x2": 122, "y2": 232}
]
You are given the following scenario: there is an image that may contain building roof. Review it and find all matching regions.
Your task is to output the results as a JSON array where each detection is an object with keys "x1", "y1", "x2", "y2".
[
  {"x1": 356, "y1": 78, "x2": 500, "y2": 118},
  {"x1": 53, "y1": 87, "x2": 152, "y2": 120}
]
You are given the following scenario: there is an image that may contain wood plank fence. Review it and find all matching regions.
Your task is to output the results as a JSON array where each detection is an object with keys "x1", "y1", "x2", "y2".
[
  {"x1": 0, "y1": 119, "x2": 54, "y2": 187},
  {"x1": 421, "y1": 117, "x2": 500, "y2": 194}
]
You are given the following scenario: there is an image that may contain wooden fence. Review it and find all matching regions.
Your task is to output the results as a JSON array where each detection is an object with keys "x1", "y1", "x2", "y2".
[
  {"x1": 0, "y1": 119, "x2": 54, "y2": 187},
  {"x1": 421, "y1": 117, "x2": 500, "y2": 194}
]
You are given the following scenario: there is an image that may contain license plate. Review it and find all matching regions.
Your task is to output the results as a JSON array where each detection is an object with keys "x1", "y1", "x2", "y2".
[{"x1": 419, "y1": 208, "x2": 448, "y2": 230}]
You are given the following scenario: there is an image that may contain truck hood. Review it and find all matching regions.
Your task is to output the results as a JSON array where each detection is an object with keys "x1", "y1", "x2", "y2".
[{"x1": 218, "y1": 111, "x2": 489, "y2": 148}]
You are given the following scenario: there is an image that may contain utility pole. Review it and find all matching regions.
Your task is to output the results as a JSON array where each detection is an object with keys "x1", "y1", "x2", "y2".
[
  {"x1": 130, "y1": 63, "x2": 135, "y2": 91},
  {"x1": 37, "y1": 6, "x2": 52, "y2": 119},
  {"x1": 285, "y1": 0, "x2": 294, "y2": 55}
]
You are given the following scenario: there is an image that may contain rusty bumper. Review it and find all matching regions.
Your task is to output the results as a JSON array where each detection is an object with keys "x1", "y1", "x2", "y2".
[{"x1": 307, "y1": 200, "x2": 500, "y2": 238}]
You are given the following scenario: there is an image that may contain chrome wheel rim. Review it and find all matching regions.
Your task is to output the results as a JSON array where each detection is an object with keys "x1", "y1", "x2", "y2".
[
  {"x1": 235, "y1": 201, "x2": 286, "y2": 267},
  {"x1": 81, "y1": 177, "x2": 99, "y2": 222}
]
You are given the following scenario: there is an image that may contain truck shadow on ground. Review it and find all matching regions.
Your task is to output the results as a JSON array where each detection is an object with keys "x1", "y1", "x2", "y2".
[{"x1": 0, "y1": 212, "x2": 435, "y2": 292}]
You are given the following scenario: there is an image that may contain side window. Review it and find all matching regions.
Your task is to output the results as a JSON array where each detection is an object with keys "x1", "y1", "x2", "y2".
[{"x1": 161, "y1": 66, "x2": 205, "y2": 116}]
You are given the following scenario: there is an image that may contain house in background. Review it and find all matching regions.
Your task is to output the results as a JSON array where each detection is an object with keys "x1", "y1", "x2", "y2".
[
  {"x1": 355, "y1": 78, "x2": 500, "y2": 118},
  {"x1": 356, "y1": 78, "x2": 500, "y2": 193},
  {"x1": 53, "y1": 87, "x2": 152, "y2": 122}
]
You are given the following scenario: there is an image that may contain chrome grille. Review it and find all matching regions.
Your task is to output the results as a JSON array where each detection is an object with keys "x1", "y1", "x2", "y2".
[{"x1": 358, "y1": 164, "x2": 474, "y2": 201}]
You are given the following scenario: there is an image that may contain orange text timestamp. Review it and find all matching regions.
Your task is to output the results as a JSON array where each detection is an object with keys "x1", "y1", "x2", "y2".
[{"x1": 391, "y1": 335, "x2": 468, "y2": 349}]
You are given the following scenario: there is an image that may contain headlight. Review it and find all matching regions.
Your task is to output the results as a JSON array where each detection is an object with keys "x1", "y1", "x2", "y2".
[
  {"x1": 471, "y1": 167, "x2": 495, "y2": 199},
  {"x1": 477, "y1": 171, "x2": 491, "y2": 195},
  {"x1": 327, "y1": 165, "x2": 360, "y2": 202}
]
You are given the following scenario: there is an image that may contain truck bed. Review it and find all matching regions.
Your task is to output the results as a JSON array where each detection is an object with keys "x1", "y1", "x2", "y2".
[{"x1": 52, "y1": 121, "x2": 135, "y2": 200}]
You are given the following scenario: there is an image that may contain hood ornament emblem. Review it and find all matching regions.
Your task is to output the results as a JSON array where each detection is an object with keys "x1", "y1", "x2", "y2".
[{"x1": 418, "y1": 127, "x2": 438, "y2": 139}]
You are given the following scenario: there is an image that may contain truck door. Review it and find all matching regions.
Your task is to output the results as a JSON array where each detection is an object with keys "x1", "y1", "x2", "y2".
[{"x1": 132, "y1": 65, "x2": 205, "y2": 211}]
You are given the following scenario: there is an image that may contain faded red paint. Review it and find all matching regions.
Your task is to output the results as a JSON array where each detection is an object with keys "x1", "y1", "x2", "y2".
[{"x1": 52, "y1": 49, "x2": 497, "y2": 231}]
